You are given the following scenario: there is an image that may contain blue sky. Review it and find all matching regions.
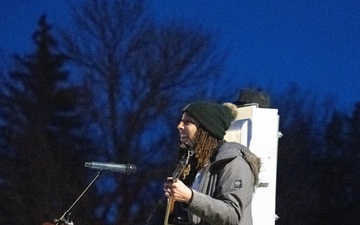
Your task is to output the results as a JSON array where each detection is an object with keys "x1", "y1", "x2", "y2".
[{"x1": 1, "y1": 0, "x2": 360, "y2": 111}]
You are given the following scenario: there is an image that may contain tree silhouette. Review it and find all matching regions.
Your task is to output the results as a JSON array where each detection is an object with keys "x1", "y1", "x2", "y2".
[
  {"x1": 312, "y1": 104, "x2": 360, "y2": 225},
  {"x1": 272, "y1": 85, "x2": 360, "y2": 225},
  {"x1": 314, "y1": 111, "x2": 348, "y2": 225},
  {"x1": 0, "y1": 15, "x2": 97, "y2": 225},
  {"x1": 272, "y1": 84, "x2": 328, "y2": 225},
  {"x1": 342, "y1": 103, "x2": 360, "y2": 224},
  {"x1": 58, "y1": 0, "x2": 225, "y2": 224}
]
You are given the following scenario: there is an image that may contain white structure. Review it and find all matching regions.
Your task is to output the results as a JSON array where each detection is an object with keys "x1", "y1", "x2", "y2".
[{"x1": 224, "y1": 104, "x2": 280, "y2": 225}]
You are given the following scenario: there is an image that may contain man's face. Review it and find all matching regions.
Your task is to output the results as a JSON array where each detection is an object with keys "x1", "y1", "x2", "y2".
[{"x1": 177, "y1": 112, "x2": 199, "y2": 148}]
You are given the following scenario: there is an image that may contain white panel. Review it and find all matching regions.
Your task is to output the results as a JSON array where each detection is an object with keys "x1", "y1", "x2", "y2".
[
  {"x1": 224, "y1": 105, "x2": 279, "y2": 225},
  {"x1": 225, "y1": 119, "x2": 251, "y2": 147}
]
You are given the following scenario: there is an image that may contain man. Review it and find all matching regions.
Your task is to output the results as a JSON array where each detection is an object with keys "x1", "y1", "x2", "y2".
[{"x1": 146, "y1": 101, "x2": 261, "y2": 225}]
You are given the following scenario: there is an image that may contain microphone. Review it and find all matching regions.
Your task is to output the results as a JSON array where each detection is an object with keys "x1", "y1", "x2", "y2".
[{"x1": 84, "y1": 162, "x2": 137, "y2": 175}]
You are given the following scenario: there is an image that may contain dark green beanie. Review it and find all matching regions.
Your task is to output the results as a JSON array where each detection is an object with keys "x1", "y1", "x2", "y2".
[{"x1": 182, "y1": 101, "x2": 237, "y2": 140}]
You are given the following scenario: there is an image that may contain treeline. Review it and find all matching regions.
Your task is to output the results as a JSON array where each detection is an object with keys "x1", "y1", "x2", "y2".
[
  {"x1": 0, "y1": 1, "x2": 359, "y2": 225},
  {"x1": 273, "y1": 86, "x2": 360, "y2": 225}
]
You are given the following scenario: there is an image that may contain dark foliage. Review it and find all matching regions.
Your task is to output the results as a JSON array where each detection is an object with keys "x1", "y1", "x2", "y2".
[
  {"x1": 273, "y1": 86, "x2": 360, "y2": 225},
  {"x1": 0, "y1": 15, "x2": 98, "y2": 225}
]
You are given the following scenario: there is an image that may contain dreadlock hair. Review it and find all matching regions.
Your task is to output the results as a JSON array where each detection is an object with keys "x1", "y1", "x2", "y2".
[{"x1": 193, "y1": 126, "x2": 222, "y2": 169}]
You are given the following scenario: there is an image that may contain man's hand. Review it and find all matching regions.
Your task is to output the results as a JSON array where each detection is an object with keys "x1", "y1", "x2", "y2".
[{"x1": 163, "y1": 177, "x2": 193, "y2": 204}]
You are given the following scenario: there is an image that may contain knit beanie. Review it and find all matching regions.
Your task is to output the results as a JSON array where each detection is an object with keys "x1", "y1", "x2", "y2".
[{"x1": 182, "y1": 101, "x2": 238, "y2": 140}]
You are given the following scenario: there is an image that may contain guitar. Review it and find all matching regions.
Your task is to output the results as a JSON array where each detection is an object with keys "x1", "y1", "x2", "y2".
[{"x1": 164, "y1": 145, "x2": 194, "y2": 225}]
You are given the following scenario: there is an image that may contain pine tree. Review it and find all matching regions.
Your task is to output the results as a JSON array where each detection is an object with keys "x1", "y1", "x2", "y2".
[
  {"x1": 0, "y1": 15, "x2": 97, "y2": 225},
  {"x1": 315, "y1": 111, "x2": 347, "y2": 225},
  {"x1": 315, "y1": 106, "x2": 360, "y2": 225},
  {"x1": 343, "y1": 102, "x2": 360, "y2": 224}
]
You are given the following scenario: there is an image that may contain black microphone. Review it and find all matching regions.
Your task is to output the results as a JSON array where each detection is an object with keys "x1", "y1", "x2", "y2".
[{"x1": 84, "y1": 162, "x2": 137, "y2": 175}]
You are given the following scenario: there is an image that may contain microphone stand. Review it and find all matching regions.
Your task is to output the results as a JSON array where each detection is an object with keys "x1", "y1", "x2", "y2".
[{"x1": 54, "y1": 171, "x2": 102, "y2": 225}]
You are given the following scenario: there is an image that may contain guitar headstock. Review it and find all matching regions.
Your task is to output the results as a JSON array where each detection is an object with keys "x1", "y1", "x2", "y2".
[{"x1": 173, "y1": 145, "x2": 194, "y2": 180}]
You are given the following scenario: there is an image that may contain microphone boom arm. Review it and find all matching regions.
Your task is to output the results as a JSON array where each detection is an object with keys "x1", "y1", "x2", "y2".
[{"x1": 54, "y1": 171, "x2": 102, "y2": 225}]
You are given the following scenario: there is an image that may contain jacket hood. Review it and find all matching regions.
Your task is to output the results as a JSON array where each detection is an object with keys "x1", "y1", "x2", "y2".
[{"x1": 211, "y1": 142, "x2": 261, "y2": 187}]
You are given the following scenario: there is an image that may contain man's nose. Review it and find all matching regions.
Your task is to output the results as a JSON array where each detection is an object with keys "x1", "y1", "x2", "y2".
[{"x1": 177, "y1": 121, "x2": 184, "y2": 130}]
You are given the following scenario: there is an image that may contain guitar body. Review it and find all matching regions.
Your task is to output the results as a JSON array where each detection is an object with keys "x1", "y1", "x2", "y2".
[{"x1": 167, "y1": 201, "x2": 191, "y2": 225}]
